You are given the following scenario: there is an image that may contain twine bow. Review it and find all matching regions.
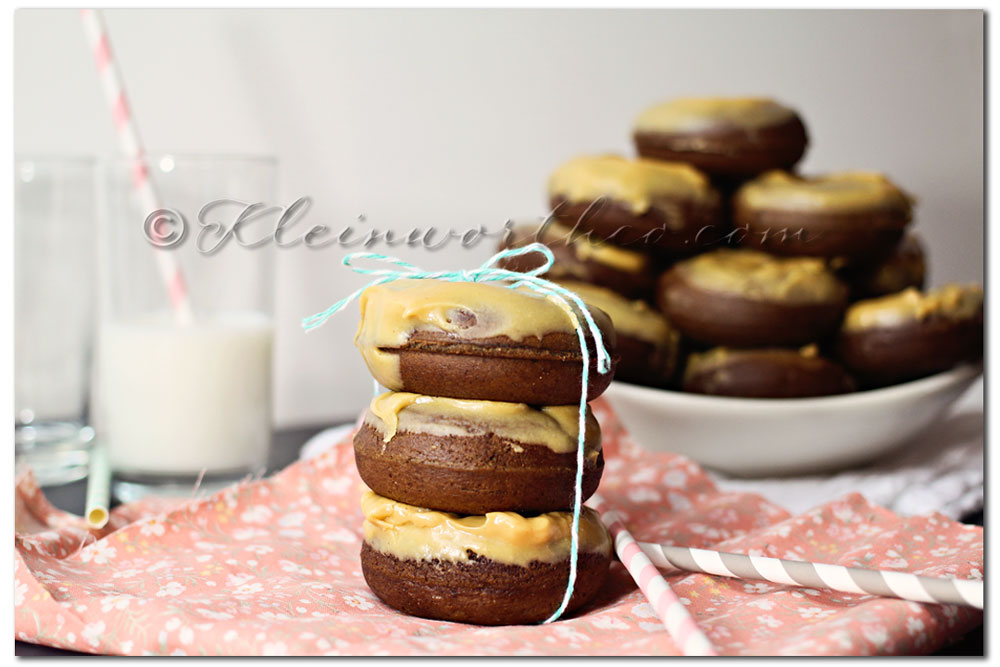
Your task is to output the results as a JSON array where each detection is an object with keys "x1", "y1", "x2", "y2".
[{"x1": 302, "y1": 243, "x2": 613, "y2": 623}]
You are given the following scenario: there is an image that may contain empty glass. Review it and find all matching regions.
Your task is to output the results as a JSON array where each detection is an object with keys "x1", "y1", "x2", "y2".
[{"x1": 15, "y1": 156, "x2": 97, "y2": 485}]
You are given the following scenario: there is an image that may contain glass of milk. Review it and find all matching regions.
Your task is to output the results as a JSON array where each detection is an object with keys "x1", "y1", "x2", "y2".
[{"x1": 97, "y1": 155, "x2": 278, "y2": 501}]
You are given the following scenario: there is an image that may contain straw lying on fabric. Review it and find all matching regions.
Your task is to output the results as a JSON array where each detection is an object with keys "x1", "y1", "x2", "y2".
[
  {"x1": 638, "y1": 542, "x2": 983, "y2": 609},
  {"x1": 590, "y1": 493, "x2": 717, "y2": 656}
]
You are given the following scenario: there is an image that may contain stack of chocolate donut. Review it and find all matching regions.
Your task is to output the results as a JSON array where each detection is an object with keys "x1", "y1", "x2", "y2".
[
  {"x1": 351, "y1": 279, "x2": 618, "y2": 624},
  {"x1": 501, "y1": 97, "x2": 983, "y2": 398}
]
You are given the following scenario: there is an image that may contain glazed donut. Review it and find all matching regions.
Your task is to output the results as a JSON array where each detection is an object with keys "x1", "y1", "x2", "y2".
[
  {"x1": 557, "y1": 280, "x2": 679, "y2": 387},
  {"x1": 547, "y1": 155, "x2": 723, "y2": 256},
  {"x1": 683, "y1": 345, "x2": 855, "y2": 398},
  {"x1": 353, "y1": 392, "x2": 603, "y2": 514},
  {"x1": 355, "y1": 279, "x2": 618, "y2": 405},
  {"x1": 836, "y1": 284, "x2": 983, "y2": 386},
  {"x1": 733, "y1": 170, "x2": 913, "y2": 261},
  {"x1": 498, "y1": 221, "x2": 662, "y2": 300},
  {"x1": 657, "y1": 249, "x2": 848, "y2": 348},
  {"x1": 632, "y1": 97, "x2": 808, "y2": 180},
  {"x1": 360, "y1": 491, "x2": 612, "y2": 625},
  {"x1": 837, "y1": 234, "x2": 926, "y2": 300}
]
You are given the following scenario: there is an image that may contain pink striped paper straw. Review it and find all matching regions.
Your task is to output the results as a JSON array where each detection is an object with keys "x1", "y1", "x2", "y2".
[
  {"x1": 589, "y1": 494, "x2": 717, "y2": 656},
  {"x1": 80, "y1": 8, "x2": 194, "y2": 325}
]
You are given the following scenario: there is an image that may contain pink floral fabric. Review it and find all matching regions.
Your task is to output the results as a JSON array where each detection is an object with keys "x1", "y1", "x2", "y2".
[{"x1": 14, "y1": 398, "x2": 982, "y2": 655}]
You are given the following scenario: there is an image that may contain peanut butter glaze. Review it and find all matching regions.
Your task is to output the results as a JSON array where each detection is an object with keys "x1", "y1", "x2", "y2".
[
  {"x1": 737, "y1": 170, "x2": 913, "y2": 214},
  {"x1": 843, "y1": 284, "x2": 983, "y2": 332},
  {"x1": 361, "y1": 490, "x2": 612, "y2": 566},
  {"x1": 556, "y1": 280, "x2": 678, "y2": 346},
  {"x1": 675, "y1": 249, "x2": 845, "y2": 303},
  {"x1": 354, "y1": 279, "x2": 607, "y2": 387},
  {"x1": 634, "y1": 97, "x2": 797, "y2": 133},
  {"x1": 541, "y1": 222, "x2": 650, "y2": 273},
  {"x1": 684, "y1": 344, "x2": 820, "y2": 383},
  {"x1": 547, "y1": 154, "x2": 718, "y2": 216},
  {"x1": 364, "y1": 391, "x2": 601, "y2": 456},
  {"x1": 858, "y1": 234, "x2": 926, "y2": 295}
]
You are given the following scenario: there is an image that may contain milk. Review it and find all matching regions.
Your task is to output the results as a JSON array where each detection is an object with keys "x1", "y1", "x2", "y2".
[{"x1": 99, "y1": 313, "x2": 273, "y2": 476}]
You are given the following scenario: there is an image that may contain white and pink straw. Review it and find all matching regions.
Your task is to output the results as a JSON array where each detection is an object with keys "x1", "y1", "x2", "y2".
[
  {"x1": 80, "y1": 8, "x2": 194, "y2": 325},
  {"x1": 637, "y1": 541, "x2": 983, "y2": 610},
  {"x1": 589, "y1": 493, "x2": 718, "y2": 656}
]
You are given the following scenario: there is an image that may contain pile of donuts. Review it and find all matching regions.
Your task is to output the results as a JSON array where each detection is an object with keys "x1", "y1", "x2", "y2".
[
  {"x1": 351, "y1": 279, "x2": 619, "y2": 624},
  {"x1": 501, "y1": 97, "x2": 984, "y2": 398}
]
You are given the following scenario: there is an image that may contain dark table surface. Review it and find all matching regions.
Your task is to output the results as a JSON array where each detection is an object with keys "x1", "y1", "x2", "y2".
[{"x1": 15, "y1": 426, "x2": 984, "y2": 657}]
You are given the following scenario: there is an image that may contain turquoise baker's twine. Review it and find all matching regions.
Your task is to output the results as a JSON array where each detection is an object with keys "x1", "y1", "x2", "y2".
[{"x1": 302, "y1": 243, "x2": 612, "y2": 624}]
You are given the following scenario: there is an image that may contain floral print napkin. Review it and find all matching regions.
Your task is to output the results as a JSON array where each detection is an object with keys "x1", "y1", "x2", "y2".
[{"x1": 14, "y1": 398, "x2": 983, "y2": 655}]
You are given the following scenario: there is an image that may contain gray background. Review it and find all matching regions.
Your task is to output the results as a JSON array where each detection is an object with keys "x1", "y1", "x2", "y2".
[{"x1": 14, "y1": 9, "x2": 984, "y2": 426}]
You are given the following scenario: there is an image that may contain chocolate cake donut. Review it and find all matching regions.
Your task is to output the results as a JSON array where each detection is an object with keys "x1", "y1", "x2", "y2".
[
  {"x1": 355, "y1": 279, "x2": 618, "y2": 405},
  {"x1": 632, "y1": 97, "x2": 808, "y2": 180},
  {"x1": 354, "y1": 392, "x2": 603, "y2": 514},
  {"x1": 498, "y1": 221, "x2": 661, "y2": 299},
  {"x1": 837, "y1": 234, "x2": 927, "y2": 300},
  {"x1": 657, "y1": 249, "x2": 848, "y2": 348},
  {"x1": 683, "y1": 345, "x2": 855, "y2": 398},
  {"x1": 734, "y1": 171, "x2": 914, "y2": 261},
  {"x1": 360, "y1": 491, "x2": 612, "y2": 626},
  {"x1": 837, "y1": 284, "x2": 983, "y2": 387},
  {"x1": 547, "y1": 155, "x2": 723, "y2": 255},
  {"x1": 557, "y1": 280, "x2": 680, "y2": 387}
]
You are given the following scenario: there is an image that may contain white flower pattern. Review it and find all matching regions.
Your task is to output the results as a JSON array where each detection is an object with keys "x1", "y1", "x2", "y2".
[
  {"x1": 79, "y1": 541, "x2": 116, "y2": 565},
  {"x1": 343, "y1": 594, "x2": 375, "y2": 611},
  {"x1": 155, "y1": 582, "x2": 185, "y2": 598},
  {"x1": 139, "y1": 519, "x2": 166, "y2": 537},
  {"x1": 82, "y1": 621, "x2": 105, "y2": 647},
  {"x1": 11, "y1": 407, "x2": 983, "y2": 656}
]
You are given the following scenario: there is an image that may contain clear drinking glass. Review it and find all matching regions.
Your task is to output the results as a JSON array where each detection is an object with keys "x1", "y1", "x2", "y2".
[
  {"x1": 15, "y1": 156, "x2": 97, "y2": 485},
  {"x1": 96, "y1": 154, "x2": 278, "y2": 501}
]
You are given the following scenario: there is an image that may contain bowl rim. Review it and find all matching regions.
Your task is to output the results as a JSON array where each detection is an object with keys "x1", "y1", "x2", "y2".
[{"x1": 606, "y1": 362, "x2": 983, "y2": 412}]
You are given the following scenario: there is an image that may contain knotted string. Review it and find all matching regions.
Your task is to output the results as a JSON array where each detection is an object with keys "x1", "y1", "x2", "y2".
[{"x1": 302, "y1": 243, "x2": 612, "y2": 623}]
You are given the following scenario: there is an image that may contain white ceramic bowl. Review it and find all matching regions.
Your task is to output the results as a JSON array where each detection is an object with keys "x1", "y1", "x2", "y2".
[{"x1": 602, "y1": 363, "x2": 983, "y2": 477}]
